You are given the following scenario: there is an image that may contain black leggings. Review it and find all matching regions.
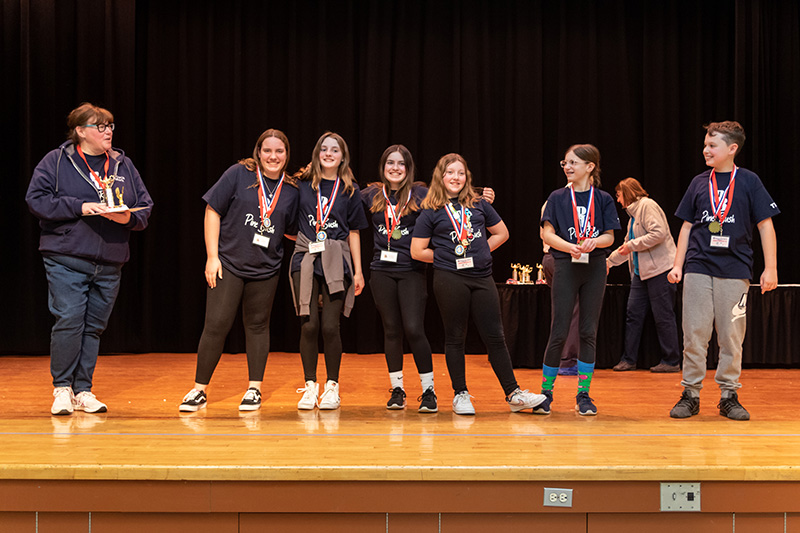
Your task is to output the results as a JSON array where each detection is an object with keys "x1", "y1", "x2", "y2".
[
  {"x1": 195, "y1": 267, "x2": 278, "y2": 384},
  {"x1": 369, "y1": 269, "x2": 433, "y2": 374},
  {"x1": 543, "y1": 255, "x2": 607, "y2": 368},
  {"x1": 291, "y1": 271, "x2": 347, "y2": 382},
  {"x1": 432, "y1": 270, "x2": 519, "y2": 396}
]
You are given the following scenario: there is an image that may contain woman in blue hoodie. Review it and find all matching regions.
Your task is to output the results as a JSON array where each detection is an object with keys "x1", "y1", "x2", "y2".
[{"x1": 26, "y1": 103, "x2": 153, "y2": 416}]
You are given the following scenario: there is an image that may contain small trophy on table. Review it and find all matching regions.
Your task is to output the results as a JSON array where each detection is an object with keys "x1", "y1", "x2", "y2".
[
  {"x1": 519, "y1": 264, "x2": 532, "y2": 284},
  {"x1": 507, "y1": 263, "x2": 521, "y2": 284},
  {"x1": 535, "y1": 263, "x2": 546, "y2": 284}
]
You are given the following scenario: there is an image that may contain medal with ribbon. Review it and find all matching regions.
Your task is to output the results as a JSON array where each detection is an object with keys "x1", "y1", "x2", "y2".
[
  {"x1": 315, "y1": 176, "x2": 340, "y2": 241},
  {"x1": 707, "y1": 166, "x2": 737, "y2": 234},
  {"x1": 382, "y1": 186, "x2": 411, "y2": 250},
  {"x1": 570, "y1": 185, "x2": 596, "y2": 244},
  {"x1": 76, "y1": 144, "x2": 111, "y2": 204},
  {"x1": 257, "y1": 168, "x2": 284, "y2": 232},
  {"x1": 445, "y1": 201, "x2": 470, "y2": 256}
]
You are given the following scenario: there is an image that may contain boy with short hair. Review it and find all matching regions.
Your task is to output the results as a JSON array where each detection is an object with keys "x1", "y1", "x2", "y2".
[{"x1": 667, "y1": 121, "x2": 779, "y2": 420}]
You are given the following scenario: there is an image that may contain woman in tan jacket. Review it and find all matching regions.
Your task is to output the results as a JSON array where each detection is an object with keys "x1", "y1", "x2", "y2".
[{"x1": 607, "y1": 178, "x2": 681, "y2": 373}]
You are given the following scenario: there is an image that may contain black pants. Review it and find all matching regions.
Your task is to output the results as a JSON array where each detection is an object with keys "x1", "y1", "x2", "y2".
[
  {"x1": 544, "y1": 255, "x2": 607, "y2": 368},
  {"x1": 291, "y1": 271, "x2": 346, "y2": 382},
  {"x1": 432, "y1": 269, "x2": 519, "y2": 396},
  {"x1": 195, "y1": 267, "x2": 278, "y2": 384},
  {"x1": 542, "y1": 252, "x2": 579, "y2": 367},
  {"x1": 620, "y1": 271, "x2": 681, "y2": 366},
  {"x1": 369, "y1": 269, "x2": 434, "y2": 375}
]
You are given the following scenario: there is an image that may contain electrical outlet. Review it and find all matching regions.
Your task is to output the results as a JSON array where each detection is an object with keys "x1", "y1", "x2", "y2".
[
  {"x1": 660, "y1": 482, "x2": 701, "y2": 511},
  {"x1": 543, "y1": 487, "x2": 573, "y2": 507}
]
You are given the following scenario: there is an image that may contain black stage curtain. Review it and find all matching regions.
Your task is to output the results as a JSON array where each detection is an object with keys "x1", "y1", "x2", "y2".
[{"x1": 2, "y1": 1, "x2": 799, "y2": 359}]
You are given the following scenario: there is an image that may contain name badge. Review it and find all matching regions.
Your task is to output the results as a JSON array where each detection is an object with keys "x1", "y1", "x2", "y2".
[
  {"x1": 572, "y1": 253, "x2": 589, "y2": 264},
  {"x1": 456, "y1": 257, "x2": 474, "y2": 270},
  {"x1": 380, "y1": 250, "x2": 398, "y2": 263},
  {"x1": 309, "y1": 240, "x2": 326, "y2": 254},
  {"x1": 710, "y1": 235, "x2": 730, "y2": 248},
  {"x1": 252, "y1": 233, "x2": 270, "y2": 249}
]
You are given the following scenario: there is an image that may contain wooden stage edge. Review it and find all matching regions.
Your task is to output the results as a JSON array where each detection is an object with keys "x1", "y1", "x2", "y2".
[{"x1": 4, "y1": 464, "x2": 800, "y2": 482}]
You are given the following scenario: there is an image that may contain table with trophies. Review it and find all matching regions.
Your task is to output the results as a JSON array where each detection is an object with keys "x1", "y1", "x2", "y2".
[{"x1": 496, "y1": 263, "x2": 799, "y2": 369}]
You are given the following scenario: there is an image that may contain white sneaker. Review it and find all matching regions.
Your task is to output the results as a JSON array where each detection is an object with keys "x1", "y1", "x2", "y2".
[
  {"x1": 506, "y1": 388, "x2": 547, "y2": 412},
  {"x1": 297, "y1": 381, "x2": 319, "y2": 410},
  {"x1": 74, "y1": 391, "x2": 107, "y2": 413},
  {"x1": 51, "y1": 387, "x2": 74, "y2": 416},
  {"x1": 452, "y1": 391, "x2": 476, "y2": 415},
  {"x1": 318, "y1": 380, "x2": 341, "y2": 410}
]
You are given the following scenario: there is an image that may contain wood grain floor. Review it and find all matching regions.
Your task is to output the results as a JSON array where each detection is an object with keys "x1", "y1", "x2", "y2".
[{"x1": 0, "y1": 353, "x2": 798, "y2": 482}]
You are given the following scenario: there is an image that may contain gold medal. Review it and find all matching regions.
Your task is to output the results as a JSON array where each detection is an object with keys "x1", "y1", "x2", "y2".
[
  {"x1": 391, "y1": 228, "x2": 402, "y2": 240},
  {"x1": 708, "y1": 221, "x2": 721, "y2": 234}
]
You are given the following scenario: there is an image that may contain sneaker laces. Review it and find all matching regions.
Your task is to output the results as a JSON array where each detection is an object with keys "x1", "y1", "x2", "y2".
[
  {"x1": 75, "y1": 391, "x2": 97, "y2": 404},
  {"x1": 507, "y1": 388, "x2": 528, "y2": 403},
  {"x1": 418, "y1": 388, "x2": 436, "y2": 402},
  {"x1": 676, "y1": 392, "x2": 696, "y2": 407},
  {"x1": 54, "y1": 387, "x2": 73, "y2": 399},
  {"x1": 183, "y1": 389, "x2": 203, "y2": 402},
  {"x1": 718, "y1": 395, "x2": 743, "y2": 410},
  {"x1": 454, "y1": 391, "x2": 473, "y2": 405},
  {"x1": 242, "y1": 389, "x2": 259, "y2": 402}
]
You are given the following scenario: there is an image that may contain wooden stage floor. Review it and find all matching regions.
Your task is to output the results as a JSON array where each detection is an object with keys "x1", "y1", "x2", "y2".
[{"x1": 1, "y1": 352, "x2": 798, "y2": 483}]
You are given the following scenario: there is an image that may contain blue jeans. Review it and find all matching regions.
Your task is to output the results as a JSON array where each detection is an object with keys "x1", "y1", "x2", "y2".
[{"x1": 43, "y1": 255, "x2": 122, "y2": 393}]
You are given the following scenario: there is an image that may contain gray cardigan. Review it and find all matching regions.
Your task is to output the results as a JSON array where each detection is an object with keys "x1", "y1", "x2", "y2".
[
  {"x1": 290, "y1": 231, "x2": 356, "y2": 317},
  {"x1": 607, "y1": 197, "x2": 676, "y2": 280}
]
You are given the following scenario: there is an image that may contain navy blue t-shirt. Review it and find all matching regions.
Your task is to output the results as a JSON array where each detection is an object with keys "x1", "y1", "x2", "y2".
[
  {"x1": 541, "y1": 186, "x2": 620, "y2": 259},
  {"x1": 675, "y1": 167, "x2": 779, "y2": 280},
  {"x1": 361, "y1": 183, "x2": 427, "y2": 272},
  {"x1": 414, "y1": 198, "x2": 501, "y2": 277},
  {"x1": 291, "y1": 178, "x2": 369, "y2": 274},
  {"x1": 203, "y1": 164, "x2": 299, "y2": 280}
]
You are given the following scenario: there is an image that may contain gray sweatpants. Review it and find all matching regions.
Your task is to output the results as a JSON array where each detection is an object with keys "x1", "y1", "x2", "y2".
[{"x1": 680, "y1": 273, "x2": 749, "y2": 396}]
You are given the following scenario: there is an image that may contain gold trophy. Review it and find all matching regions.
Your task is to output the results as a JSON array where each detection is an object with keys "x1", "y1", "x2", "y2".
[
  {"x1": 510, "y1": 263, "x2": 521, "y2": 283},
  {"x1": 115, "y1": 186, "x2": 127, "y2": 209},
  {"x1": 100, "y1": 175, "x2": 116, "y2": 208},
  {"x1": 536, "y1": 263, "x2": 545, "y2": 284},
  {"x1": 520, "y1": 265, "x2": 532, "y2": 284}
]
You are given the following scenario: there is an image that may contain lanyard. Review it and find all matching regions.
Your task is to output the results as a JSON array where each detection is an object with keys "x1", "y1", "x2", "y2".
[
  {"x1": 708, "y1": 166, "x2": 737, "y2": 224},
  {"x1": 257, "y1": 168, "x2": 285, "y2": 227},
  {"x1": 316, "y1": 176, "x2": 341, "y2": 234},
  {"x1": 76, "y1": 145, "x2": 110, "y2": 190},
  {"x1": 570, "y1": 186, "x2": 595, "y2": 242},
  {"x1": 382, "y1": 186, "x2": 411, "y2": 247},
  {"x1": 445, "y1": 202, "x2": 469, "y2": 244}
]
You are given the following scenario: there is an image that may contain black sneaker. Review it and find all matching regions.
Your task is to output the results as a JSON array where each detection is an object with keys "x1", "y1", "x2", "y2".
[
  {"x1": 575, "y1": 391, "x2": 597, "y2": 416},
  {"x1": 239, "y1": 387, "x2": 262, "y2": 411},
  {"x1": 179, "y1": 389, "x2": 207, "y2": 412},
  {"x1": 417, "y1": 387, "x2": 438, "y2": 413},
  {"x1": 718, "y1": 393, "x2": 750, "y2": 420},
  {"x1": 532, "y1": 390, "x2": 553, "y2": 415},
  {"x1": 670, "y1": 391, "x2": 700, "y2": 418},
  {"x1": 386, "y1": 387, "x2": 406, "y2": 410}
]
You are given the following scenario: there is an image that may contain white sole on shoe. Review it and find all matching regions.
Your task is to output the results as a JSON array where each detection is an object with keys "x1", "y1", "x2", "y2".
[{"x1": 179, "y1": 402, "x2": 206, "y2": 413}]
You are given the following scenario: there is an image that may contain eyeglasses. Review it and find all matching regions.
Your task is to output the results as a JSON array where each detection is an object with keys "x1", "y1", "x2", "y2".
[
  {"x1": 560, "y1": 159, "x2": 586, "y2": 168},
  {"x1": 83, "y1": 123, "x2": 115, "y2": 133}
]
